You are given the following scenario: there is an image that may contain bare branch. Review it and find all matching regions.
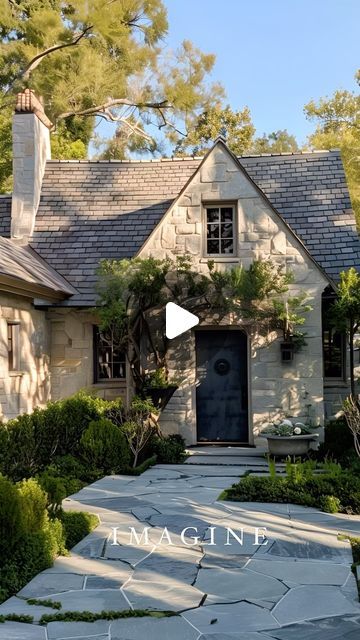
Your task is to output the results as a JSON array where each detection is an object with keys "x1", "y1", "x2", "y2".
[{"x1": 58, "y1": 98, "x2": 169, "y2": 120}]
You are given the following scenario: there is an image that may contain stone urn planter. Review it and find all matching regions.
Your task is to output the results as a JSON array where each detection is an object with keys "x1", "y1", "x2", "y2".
[
  {"x1": 142, "y1": 385, "x2": 178, "y2": 411},
  {"x1": 264, "y1": 433, "x2": 319, "y2": 456}
]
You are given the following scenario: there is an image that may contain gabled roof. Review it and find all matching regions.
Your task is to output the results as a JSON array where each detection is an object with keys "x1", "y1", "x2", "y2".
[
  {"x1": 0, "y1": 236, "x2": 76, "y2": 300},
  {"x1": 0, "y1": 149, "x2": 358, "y2": 306}
]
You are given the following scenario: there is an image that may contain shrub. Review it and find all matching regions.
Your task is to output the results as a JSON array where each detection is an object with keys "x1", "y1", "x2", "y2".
[
  {"x1": 18, "y1": 478, "x2": 48, "y2": 533},
  {"x1": 318, "y1": 417, "x2": 354, "y2": 462},
  {"x1": 0, "y1": 475, "x2": 24, "y2": 554},
  {"x1": 222, "y1": 471, "x2": 360, "y2": 514},
  {"x1": 59, "y1": 511, "x2": 99, "y2": 550},
  {"x1": 38, "y1": 473, "x2": 67, "y2": 515},
  {"x1": 123, "y1": 396, "x2": 159, "y2": 467},
  {"x1": 152, "y1": 434, "x2": 186, "y2": 464},
  {"x1": 1, "y1": 414, "x2": 39, "y2": 479},
  {"x1": 80, "y1": 418, "x2": 130, "y2": 473},
  {"x1": 320, "y1": 495, "x2": 342, "y2": 513}
]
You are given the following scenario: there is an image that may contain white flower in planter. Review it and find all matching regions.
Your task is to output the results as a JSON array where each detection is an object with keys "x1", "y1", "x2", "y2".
[
  {"x1": 280, "y1": 419, "x2": 293, "y2": 427},
  {"x1": 293, "y1": 426, "x2": 302, "y2": 435}
]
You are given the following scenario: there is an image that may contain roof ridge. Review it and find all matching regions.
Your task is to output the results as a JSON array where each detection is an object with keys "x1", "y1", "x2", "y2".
[{"x1": 46, "y1": 149, "x2": 340, "y2": 165}]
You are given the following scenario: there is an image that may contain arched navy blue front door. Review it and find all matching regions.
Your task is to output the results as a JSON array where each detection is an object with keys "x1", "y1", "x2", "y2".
[{"x1": 196, "y1": 330, "x2": 248, "y2": 443}]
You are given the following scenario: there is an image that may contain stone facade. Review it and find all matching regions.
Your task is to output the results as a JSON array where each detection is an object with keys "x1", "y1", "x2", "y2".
[
  {"x1": 0, "y1": 293, "x2": 51, "y2": 420},
  {"x1": 139, "y1": 143, "x2": 329, "y2": 445},
  {"x1": 48, "y1": 308, "x2": 127, "y2": 404}
]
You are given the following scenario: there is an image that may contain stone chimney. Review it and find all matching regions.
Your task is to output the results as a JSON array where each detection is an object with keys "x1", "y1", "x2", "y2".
[{"x1": 11, "y1": 89, "x2": 52, "y2": 243}]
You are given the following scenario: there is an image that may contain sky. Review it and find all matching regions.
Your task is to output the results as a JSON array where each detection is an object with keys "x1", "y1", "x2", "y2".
[
  {"x1": 164, "y1": 0, "x2": 359, "y2": 145},
  {"x1": 94, "y1": 0, "x2": 359, "y2": 153}
]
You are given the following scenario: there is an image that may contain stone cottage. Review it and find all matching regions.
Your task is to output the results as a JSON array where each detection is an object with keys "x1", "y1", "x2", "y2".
[{"x1": 0, "y1": 89, "x2": 359, "y2": 445}]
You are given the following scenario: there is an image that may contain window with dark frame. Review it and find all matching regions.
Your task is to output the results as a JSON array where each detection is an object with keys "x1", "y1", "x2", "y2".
[
  {"x1": 322, "y1": 293, "x2": 346, "y2": 379},
  {"x1": 205, "y1": 204, "x2": 235, "y2": 256},
  {"x1": 7, "y1": 322, "x2": 20, "y2": 372},
  {"x1": 93, "y1": 326, "x2": 126, "y2": 382}
]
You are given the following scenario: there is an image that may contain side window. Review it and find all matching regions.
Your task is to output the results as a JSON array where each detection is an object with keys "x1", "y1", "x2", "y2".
[
  {"x1": 322, "y1": 294, "x2": 346, "y2": 379},
  {"x1": 205, "y1": 204, "x2": 235, "y2": 256},
  {"x1": 93, "y1": 326, "x2": 126, "y2": 382},
  {"x1": 7, "y1": 322, "x2": 20, "y2": 372}
]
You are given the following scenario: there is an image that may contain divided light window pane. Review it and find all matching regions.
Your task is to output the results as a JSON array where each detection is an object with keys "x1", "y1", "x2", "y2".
[{"x1": 206, "y1": 206, "x2": 235, "y2": 256}]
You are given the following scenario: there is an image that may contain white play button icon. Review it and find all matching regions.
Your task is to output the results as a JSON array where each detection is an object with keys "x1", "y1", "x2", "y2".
[{"x1": 165, "y1": 302, "x2": 199, "y2": 339}]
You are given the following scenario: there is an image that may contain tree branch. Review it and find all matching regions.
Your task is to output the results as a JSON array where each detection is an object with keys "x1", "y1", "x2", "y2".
[
  {"x1": 22, "y1": 26, "x2": 93, "y2": 81},
  {"x1": 58, "y1": 98, "x2": 169, "y2": 120}
]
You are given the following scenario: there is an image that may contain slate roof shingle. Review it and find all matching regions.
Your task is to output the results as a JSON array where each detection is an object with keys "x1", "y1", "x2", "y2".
[
  {"x1": 1, "y1": 150, "x2": 359, "y2": 306},
  {"x1": 0, "y1": 236, "x2": 77, "y2": 299}
]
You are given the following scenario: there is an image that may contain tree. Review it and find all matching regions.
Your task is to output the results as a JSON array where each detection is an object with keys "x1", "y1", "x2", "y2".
[
  {"x1": 0, "y1": 1, "x2": 223, "y2": 187},
  {"x1": 95, "y1": 255, "x2": 310, "y2": 388},
  {"x1": 250, "y1": 129, "x2": 299, "y2": 154},
  {"x1": 331, "y1": 267, "x2": 360, "y2": 397},
  {"x1": 174, "y1": 104, "x2": 255, "y2": 156},
  {"x1": 304, "y1": 74, "x2": 360, "y2": 226}
]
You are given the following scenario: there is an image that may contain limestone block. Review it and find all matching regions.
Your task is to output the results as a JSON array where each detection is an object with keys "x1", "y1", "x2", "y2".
[
  {"x1": 191, "y1": 192, "x2": 201, "y2": 206},
  {"x1": 178, "y1": 195, "x2": 191, "y2": 206},
  {"x1": 200, "y1": 163, "x2": 226, "y2": 182},
  {"x1": 245, "y1": 232, "x2": 260, "y2": 242},
  {"x1": 185, "y1": 234, "x2": 201, "y2": 255},
  {"x1": 176, "y1": 236, "x2": 186, "y2": 246},
  {"x1": 271, "y1": 230, "x2": 287, "y2": 254},
  {"x1": 161, "y1": 224, "x2": 176, "y2": 249},
  {"x1": 187, "y1": 206, "x2": 201, "y2": 223},
  {"x1": 176, "y1": 224, "x2": 196, "y2": 235}
]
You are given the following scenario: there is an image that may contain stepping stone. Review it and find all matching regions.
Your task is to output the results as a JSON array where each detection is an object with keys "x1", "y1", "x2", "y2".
[
  {"x1": 268, "y1": 539, "x2": 351, "y2": 562},
  {"x1": 265, "y1": 614, "x2": 360, "y2": 639},
  {"x1": 201, "y1": 634, "x2": 274, "y2": 640},
  {"x1": 272, "y1": 585, "x2": 359, "y2": 625},
  {"x1": 200, "y1": 554, "x2": 251, "y2": 569},
  {"x1": 85, "y1": 573, "x2": 129, "y2": 589},
  {"x1": 18, "y1": 572, "x2": 84, "y2": 597},
  {"x1": 123, "y1": 579, "x2": 204, "y2": 611},
  {"x1": 132, "y1": 552, "x2": 199, "y2": 584},
  {"x1": 247, "y1": 559, "x2": 351, "y2": 586},
  {"x1": 43, "y1": 555, "x2": 131, "y2": 575},
  {"x1": 103, "y1": 541, "x2": 152, "y2": 565},
  {"x1": 0, "y1": 596, "x2": 52, "y2": 623},
  {"x1": 47, "y1": 620, "x2": 110, "y2": 639},
  {"x1": 110, "y1": 616, "x2": 198, "y2": 639},
  {"x1": 40, "y1": 589, "x2": 129, "y2": 614},
  {"x1": 0, "y1": 622, "x2": 47, "y2": 639},
  {"x1": 195, "y1": 567, "x2": 287, "y2": 602},
  {"x1": 182, "y1": 601, "x2": 279, "y2": 633},
  {"x1": 148, "y1": 514, "x2": 211, "y2": 538}
]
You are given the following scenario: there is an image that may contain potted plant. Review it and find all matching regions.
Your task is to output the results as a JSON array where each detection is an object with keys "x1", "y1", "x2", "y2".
[
  {"x1": 262, "y1": 418, "x2": 319, "y2": 455},
  {"x1": 141, "y1": 367, "x2": 179, "y2": 411},
  {"x1": 275, "y1": 300, "x2": 309, "y2": 362}
]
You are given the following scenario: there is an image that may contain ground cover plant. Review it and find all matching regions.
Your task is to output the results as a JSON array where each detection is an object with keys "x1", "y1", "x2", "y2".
[{"x1": 220, "y1": 455, "x2": 360, "y2": 515}]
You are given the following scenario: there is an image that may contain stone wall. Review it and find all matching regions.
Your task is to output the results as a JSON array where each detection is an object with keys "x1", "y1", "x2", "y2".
[
  {"x1": 48, "y1": 308, "x2": 127, "y2": 404},
  {"x1": 0, "y1": 293, "x2": 50, "y2": 420},
  {"x1": 140, "y1": 142, "x2": 329, "y2": 445}
]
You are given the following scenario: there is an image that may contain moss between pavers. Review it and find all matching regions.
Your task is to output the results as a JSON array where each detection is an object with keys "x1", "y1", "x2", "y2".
[
  {"x1": 0, "y1": 614, "x2": 34, "y2": 624},
  {"x1": 39, "y1": 609, "x2": 178, "y2": 625}
]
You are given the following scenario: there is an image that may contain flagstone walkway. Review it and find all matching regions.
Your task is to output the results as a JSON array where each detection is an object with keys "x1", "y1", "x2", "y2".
[{"x1": 1, "y1": 456, "x2": 360, "y2": 639}]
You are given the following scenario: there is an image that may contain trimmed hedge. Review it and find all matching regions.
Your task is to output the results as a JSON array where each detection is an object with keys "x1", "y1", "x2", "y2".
[
  {"x1": 0, "y1": 393, "x2": 131, "y2": 481},
  {"x1": 221, "y1": 472, "x2": 360, "y2": 514},
  {"x1": 152, "y1": 434, "x2": 187, "y2": 464}
]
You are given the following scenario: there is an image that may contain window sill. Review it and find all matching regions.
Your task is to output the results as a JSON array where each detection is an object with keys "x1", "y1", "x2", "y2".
[
  {"x1": 324, "y1": 380, "x2": 348, "y2": 388},
  {"x1": 200, "y1": 257, "x2": 238, "y2": 263},
  {"x1": 9, "y1": 370, "x2": 25, "y2": 377},
  {"x1": 92, "y1": 380, "x2": 126, "y2": 387}
]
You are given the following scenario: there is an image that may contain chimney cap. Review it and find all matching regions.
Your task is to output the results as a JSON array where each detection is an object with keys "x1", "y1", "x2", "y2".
[{"x1": 15, "y1": 89, "x2": 53, "y2": 129}]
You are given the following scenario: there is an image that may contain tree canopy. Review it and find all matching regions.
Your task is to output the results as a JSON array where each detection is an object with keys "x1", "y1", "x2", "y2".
[
  {"x1": 250, "y1": 129, "x2": 299, "y2": 154},
  {"x1": 0, "y1": 0, "x2": 224, "y2": 185},
  {"x1": 304, "y1": 72, "x2": 360, "y2": 226}
]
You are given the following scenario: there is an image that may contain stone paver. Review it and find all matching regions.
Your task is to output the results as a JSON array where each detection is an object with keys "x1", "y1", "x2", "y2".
[{"x1": 0, "y1": 455, "x2": 359, "y2": 639}]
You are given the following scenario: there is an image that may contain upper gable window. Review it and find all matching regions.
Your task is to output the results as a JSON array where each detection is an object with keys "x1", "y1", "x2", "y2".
[{"x1": 205, "y1": 204, "x2": 235, "y2": 256}]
